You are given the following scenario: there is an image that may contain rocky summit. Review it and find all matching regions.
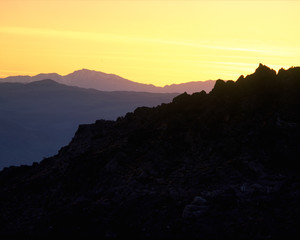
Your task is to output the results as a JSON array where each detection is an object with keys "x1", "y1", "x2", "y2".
[{"x1": 1, "y1": 64, "x2": 300, "y2": 239}]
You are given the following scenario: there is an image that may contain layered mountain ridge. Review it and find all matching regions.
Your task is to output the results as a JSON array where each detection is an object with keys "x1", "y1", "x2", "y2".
[
  {"x1": 1, "y1": 64, "x2": 300, "y2": 238},
  {"x1": 0, "y1": 69, "x2": 215, "y2": 93}
]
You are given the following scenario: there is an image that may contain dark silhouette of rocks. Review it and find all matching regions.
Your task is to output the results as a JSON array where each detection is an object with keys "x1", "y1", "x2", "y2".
[
  {"x1": 0, "y1": 69, "x2": 216, "y2": 93},
  {"x1": 1, "y1": 64, "x2": 300, "y2": 238}
]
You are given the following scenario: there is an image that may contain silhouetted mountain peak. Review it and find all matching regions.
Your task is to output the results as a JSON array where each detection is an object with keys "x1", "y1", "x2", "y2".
[
  {"x1": 210, "y1": 79, "x2": 226, "y2": 93},
  {"x1": 237, "y1": 75, "x2": 245, "y2": 81},
  {"x1": 235, "y1": 64, "x2": 277, "y2": 91},
  {"x1": 254, "y1": 63, "x2": 276, "y2": 77},
  {"x1": 256, "y1": 63, "x2": 270, "y2": 71},
  {"x1": 245, "y1": 63, "x2": 276, "y2": 82},
  {"x1": 67, "y1": 69, "x2": 120, "y2": 80},
  {"x1": 70, "y1": 68, "x2": 99, "y2": 75},
  {"x1": 34, "y1": 73, "x2": 61, "y2": 78},
  {"x1": 68, "y1": 69, "x2": 101, "y2": 78}
]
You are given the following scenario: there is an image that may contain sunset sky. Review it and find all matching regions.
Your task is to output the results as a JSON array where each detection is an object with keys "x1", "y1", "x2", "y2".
[{"x1": 1, "y1": 0, "x2": 299, "y2": 86}]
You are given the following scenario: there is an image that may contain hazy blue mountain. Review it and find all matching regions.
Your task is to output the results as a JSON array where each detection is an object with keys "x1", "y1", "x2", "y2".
[
  {"x1": 0, "y1": 69, "x2": 216, "y2": 93},
  {"x1": 0, "y1": 79, "x2": 178, "y2": 169}
]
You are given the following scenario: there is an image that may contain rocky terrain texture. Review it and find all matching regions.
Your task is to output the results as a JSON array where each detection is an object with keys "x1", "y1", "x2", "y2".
[{"x1": 1, "y1": 64, "x2": 300, "y2": 238}]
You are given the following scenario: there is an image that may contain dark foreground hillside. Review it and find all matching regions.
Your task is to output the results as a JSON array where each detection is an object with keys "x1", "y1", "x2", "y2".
[{"x1": 1, "y1": 64, "x2": 300, "y2": 239}]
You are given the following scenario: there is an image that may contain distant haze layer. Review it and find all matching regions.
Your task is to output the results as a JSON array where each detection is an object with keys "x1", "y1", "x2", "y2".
[{"x1": 0, "y1": 80, "x2": 178, "y2": 169}]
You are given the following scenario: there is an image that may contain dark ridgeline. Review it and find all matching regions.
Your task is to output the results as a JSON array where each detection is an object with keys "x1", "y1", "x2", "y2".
[{"x1": 1, "y1": 64, "x2": 300, "y2": 238}]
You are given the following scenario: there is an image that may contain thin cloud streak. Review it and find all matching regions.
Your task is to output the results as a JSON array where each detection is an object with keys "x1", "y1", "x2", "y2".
[
  {"x1": 0, "y1": 69, "x2": 38, "y2": 77},
  {"x1": 0, "y1": 26, "x2": 288, "y2": 56}
]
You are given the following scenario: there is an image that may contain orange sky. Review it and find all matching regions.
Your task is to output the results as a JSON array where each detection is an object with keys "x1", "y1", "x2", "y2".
[{"x1": 0, "y1": 0, "x2": 299, "y2": 86}]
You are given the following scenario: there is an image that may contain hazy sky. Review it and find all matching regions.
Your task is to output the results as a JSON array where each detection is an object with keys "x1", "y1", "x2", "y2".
[{"x1": 1, "y1": 0, "x2": 299, "y2": 86}]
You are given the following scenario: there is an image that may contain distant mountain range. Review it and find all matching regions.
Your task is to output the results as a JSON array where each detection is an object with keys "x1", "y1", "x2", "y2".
[
  {"x1": 0, "y1": 80, "x2": 178, "y2": 169},
  {"x1": 0, "y1": 69, "x2": 216, "y2": 93}
]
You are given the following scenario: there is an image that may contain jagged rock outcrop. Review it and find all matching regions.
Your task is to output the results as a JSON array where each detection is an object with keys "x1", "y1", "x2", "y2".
[{"x1": 0, "y1": 64, "x2": 300, "y2": 238}]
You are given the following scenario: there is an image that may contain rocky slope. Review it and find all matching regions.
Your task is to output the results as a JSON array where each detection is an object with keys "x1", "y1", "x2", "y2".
[{"x1": 0, "y1": 64, "x2": 300, "y2": 238}]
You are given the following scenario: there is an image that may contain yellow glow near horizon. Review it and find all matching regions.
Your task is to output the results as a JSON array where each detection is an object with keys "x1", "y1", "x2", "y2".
[{"x1": 0, "y1": 0, "x2": 299, "y2": 86}]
